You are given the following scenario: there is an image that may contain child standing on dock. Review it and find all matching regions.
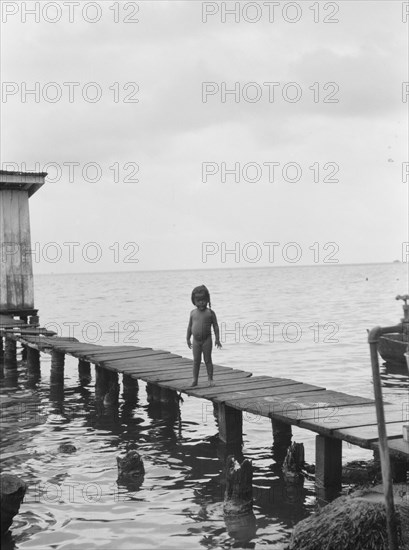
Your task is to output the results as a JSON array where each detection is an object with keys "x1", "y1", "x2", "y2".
[{"x1": 187, "y1": 285, "x2": 222, "y2": 387}]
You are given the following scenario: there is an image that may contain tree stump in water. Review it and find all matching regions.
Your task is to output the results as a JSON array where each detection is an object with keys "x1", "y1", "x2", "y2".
[
  {"x1": 282, "y1": 442, "x2": 305, "y2": 483},
  {"x1": 117, "y1": 450, "x2": 145, "y2": 490},
  {"x1": 1, "y1": 474, "x2": 27, "y2": 535},
  {"x1": 223, "y1": 455, "x2": 253, "y2": 516}
]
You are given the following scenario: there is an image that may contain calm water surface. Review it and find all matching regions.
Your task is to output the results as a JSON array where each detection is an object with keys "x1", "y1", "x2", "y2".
[{"x1": 1, "y1": 264, "x2": 408, "y2": 549}]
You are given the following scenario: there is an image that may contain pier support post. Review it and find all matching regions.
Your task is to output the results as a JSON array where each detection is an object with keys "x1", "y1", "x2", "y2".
[
  {"x1": 4, "y1": 338, "x2": 17, "y2": 365},
  {"x1": 146, "y1": 382, "x2": 161, "y2": 403},
  {"x1": 29, "y1": 314, "x2": 39, "y2": 326},
  {"x1": 104, "y1": 371, "x2": 119, "y2": 406},
  {"x1": 160, "y1": 387, "x2": 179, "y2": 404},
  {"x1": 315, "y1": 435, "x2": 342, "y2": 492},
  {"x1": 271, "y1": 419, "x2": 292, "y2": 464},
  {"x1": 50, "y1": 351, "x2": 65, "y2": 386},
  {"x1": 95, "y1": 367, "x2": 119, "y2": 406},
  {"x1": 0, "y1": 336, "x2": 3, "y2": 359},
  {"x1": 122, "y1": 374, "x2": 139, "y2": 402},
  {"x1": 26, "y1": 347, "x2": 40, "y2": 369},
  {"x1": 78, "y1": 360, "x2": 91, "y2": 384},
  {"x1": 95, "y1": 366, "x2": 110, "y2": 402},
  {"x1": 218, "y1": 403, "x2": 243, "y2": 446}
]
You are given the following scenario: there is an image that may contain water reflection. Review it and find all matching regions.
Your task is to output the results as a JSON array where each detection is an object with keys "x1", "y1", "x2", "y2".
[{"x1": 1, "y1": 354, "x2": 314, "y2": 549}]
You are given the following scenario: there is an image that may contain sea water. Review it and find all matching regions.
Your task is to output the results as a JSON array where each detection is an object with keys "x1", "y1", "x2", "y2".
[{"x1": 1, "y1": 263, "x2": 407, "y2": 549}]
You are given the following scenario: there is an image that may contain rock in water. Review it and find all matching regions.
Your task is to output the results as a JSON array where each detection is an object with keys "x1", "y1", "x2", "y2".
[
  {"x1": 1, "y1": 474, "x2": 27, "y2": 535},
  {"x1": 288, "y1": 486, "x2": 407, "y2": 550},
  {"x1": 223, "y1": 455, "x2": 253, "y2": 516}
]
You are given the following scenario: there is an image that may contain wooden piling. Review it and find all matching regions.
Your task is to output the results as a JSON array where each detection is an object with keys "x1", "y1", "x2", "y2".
[
  {"x1": 95, "y1": 365, "x2": 110, "y2": 402},
  {"x1": 78, "y1": 359, "x2": 91, "y2": 384},
  {"x1": 50, "y1": 350, "x2": 65, "y2": 386},
  {"x1": 4, "y1": 338, "x2": 17, "y2": 365},
  {"x1": 104, "y1": 371, "x2": 119, "y2": 406},
  {"x1": 26, "y1": 347, "x2": 40, "y2": 369},
  {"x1": 218, "y1": 403, "x2": 243, "y2": 446},
  {"x1": 122, "y1": 374, "x2": 139, "y2": 401},
  {"x1": 271, "y1": 419, "x2": 292, "y2": 463},
  {"x1": 315, "y1": 435, "x2": 342, "y2": 491}
]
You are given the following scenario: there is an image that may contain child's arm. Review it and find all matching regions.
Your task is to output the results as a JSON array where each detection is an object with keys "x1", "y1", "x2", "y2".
[
  {"x1": 186, "y1": 312, "x2": 193, "y2": 348},
  {"x1": 211, "y1": 310, "x2": 222, "y2": 348}
]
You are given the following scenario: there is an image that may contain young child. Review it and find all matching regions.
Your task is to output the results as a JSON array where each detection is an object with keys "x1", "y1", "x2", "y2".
[{"x1": 186, "y1": 285, "x2": 222, "y2": 387}]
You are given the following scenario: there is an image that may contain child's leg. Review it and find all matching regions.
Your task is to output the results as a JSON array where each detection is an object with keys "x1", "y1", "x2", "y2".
[
  {"x1": 203, "y1": 336, "x2": 214, "y2": 385},
  {"x1": 191, "y1": 340, "x2": 202, "y2": 386}
]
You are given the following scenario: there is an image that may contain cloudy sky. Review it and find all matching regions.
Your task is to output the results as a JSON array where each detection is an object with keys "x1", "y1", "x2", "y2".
[{"x1": 2, "y1": 0, "x2": 408, "y2": 273}]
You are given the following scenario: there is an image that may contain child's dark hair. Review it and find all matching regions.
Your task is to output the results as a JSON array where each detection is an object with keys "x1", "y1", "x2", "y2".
[{"x1": 191, "y1": 285, "x2": 211, "y2": 308}]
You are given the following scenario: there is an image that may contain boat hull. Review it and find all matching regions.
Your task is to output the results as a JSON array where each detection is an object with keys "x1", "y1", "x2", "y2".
[{"x1": 378, "y1": 334, "x2": 408, "y2": 366}]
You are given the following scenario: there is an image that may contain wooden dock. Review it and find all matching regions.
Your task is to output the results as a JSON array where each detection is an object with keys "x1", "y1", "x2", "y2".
[{"x1": 1, "y1": 314, "x2": 408, "y2": 493}]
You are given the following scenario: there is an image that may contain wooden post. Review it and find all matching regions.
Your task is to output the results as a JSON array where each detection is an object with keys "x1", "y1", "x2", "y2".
[
  {"x1": 146, "y1": 382, "x2": 161, "y2": 403},
  {"x1": 160, "y1": 387, "x2": 179, "y2": 404},
  {"x1": 315, "y1": 435, "x2": 342, "y2": 491},
  {"x1": 50, "y1": 350, "x2": 65, "y2": 386},
  {"x1": 78, "y1": 359, "x2": 91, "y2": 384},
  {"x1": 95, "y1": 366, "x2": 110, "y2": 402},
  {"x1": 122, "y1": 374, "x2": 138, "y2": 402},
  {"x1": 29, "y1": 314, "x2": 39, "y2": 326},
  {"x1": 369, "y1": 327, "x2": 400, "y2": 550},
  {"x1": 218, "y1": 403, "x2": 243, "y2": 446},
  {"x1": 26, "y1": 347, "x2": 40, "y2": 369},
  {"x1": 4, "y1": 338, "x2": 17, "y2": 365},
  {"x1": 271, "y1": 419, "x2": 292, "y2": 464},
  {"x1": 104, "y1": 371, "x2": 119, "y2": 406}
]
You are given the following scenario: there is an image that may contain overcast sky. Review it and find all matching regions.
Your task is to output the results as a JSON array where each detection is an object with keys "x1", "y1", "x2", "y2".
[{"x1": 2, "y1": 0, "x2": 408, "y2": 273}]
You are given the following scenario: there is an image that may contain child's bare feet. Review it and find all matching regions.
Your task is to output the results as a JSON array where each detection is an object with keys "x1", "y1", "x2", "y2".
[
  {"x1": 190, "y1": 381, "x2": 198, "y2": 387},
  {"x1": 208, "y1": 379, "x2": 215, "y2": 387}
]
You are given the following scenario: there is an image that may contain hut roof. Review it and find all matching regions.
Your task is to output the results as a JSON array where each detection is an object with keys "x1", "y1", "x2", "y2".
[{"x1": 0, "y1": 170, "x2": 47, "y2": 197}]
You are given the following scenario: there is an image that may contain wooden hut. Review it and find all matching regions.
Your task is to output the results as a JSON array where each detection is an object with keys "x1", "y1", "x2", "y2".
[{"x1": 0, "y1": 170, "x2": 47, "y2": 321}]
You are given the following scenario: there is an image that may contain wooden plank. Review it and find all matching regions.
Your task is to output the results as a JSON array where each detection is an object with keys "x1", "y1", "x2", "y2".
[
  {"x1": 297, "y1": 403, "x2": 399, "y2": 421},
  {"x1": 157, "y1": 375, "x2": 261, "y2": 392},
  {"x1": 18, "y1": 190, "x2": 34, "y2": 308},
  {"x1": 298, "y1": 407, "x2": 405, "y2": 432},
  {"x1": 140, "y1": 369, "x2": 252, "y2": 384},
  {"x1": 90, "y1": 350, "x2": 179, "y2": 363},
  {"x1": 188, "y1": 377, "x2": 302, "y2": 398},
  {"x1": 101, "y1": 359, "x2": 192, "y2": 372},
  {"x1": 87, "y1": 350, "x2": 172, "y2": 363},
  {"x1": 0, "y1": 195, "x2": 6, "y2": 309},
  {"x1": 101, "y1": 361, "x2": 191, "y2": 374},
  {"x1": 331, "y1": 422, "x2": 408, "y2": 447},
  {"x1": 372, "y1": 438, "x2": 409, "y2": 459},
  {"x1": 0, "y1": 315, "x2": 27, "y2": 327},
  {"x1": 296, "y1": 410, "x2": 405, "y2": 439},
  {"x1": 141, "y1": 364, "x2": 239, "y2": 378},
  {"x1": 214, "y1": 383, "x2": 324, "y2": 404},
  {"x1": 80, "y1": 346, "x2": 143, "y2": 356},
  {"x1": 262, "y1": 390, "x2": 374, "y2": 416},
  {"x1": 211, "y1": 390, "x2": 375, "y2": 421}
]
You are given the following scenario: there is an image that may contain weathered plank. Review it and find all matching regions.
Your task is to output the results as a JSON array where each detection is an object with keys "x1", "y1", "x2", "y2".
[
  {"x1": 189, "y1": 377, "x2": 302, "y2": 398},
  {"x1": 298, "y1": 406, "x2": 405, "y2": 432},
  {"x1": 80, "y1": 346, "x2": 143, "y2": 356},
  {"x1": 101, "y1": 359, "x2": 193, "y2": 372},
  {"x1": 331, "y1": 422, "x2": 407, "y2": 447},
  {"x1": 214, "y1": 383, "x2": 325, "y2": 404},
  {"x1": 87, "y1": 349, "x2": 173, "y2": 362},
  {"x1": 263, "y1": 390, "x2": 374, "y2": 415},
  {"x1": 85, "y1": 350, "x2": 174, "y2": 363},
  {"x1": 372, "y1": 438, "x2": 409, "y2": 459},
  {"x1": 141, "y1": 369, "x2": 252, "y2": 384}
]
